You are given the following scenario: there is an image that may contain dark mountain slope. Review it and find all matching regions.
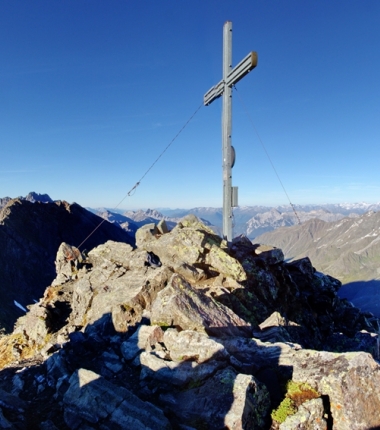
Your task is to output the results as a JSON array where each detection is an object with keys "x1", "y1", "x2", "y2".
[{"x1": 0, "y1": 198, "x2": 133, "y2": 332}]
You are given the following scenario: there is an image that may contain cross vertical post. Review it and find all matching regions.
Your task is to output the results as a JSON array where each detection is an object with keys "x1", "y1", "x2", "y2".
[
  {"x1": 222, "y1": 21, "x2": 233, "y2": 242},
  {"x1": 204, "y1": 21, "x2": 257, "y2": 242}
]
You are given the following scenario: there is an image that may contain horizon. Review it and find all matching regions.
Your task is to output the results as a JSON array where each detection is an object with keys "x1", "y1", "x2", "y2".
[
  {"x1": 1, "y1": 1, "x2": 379, "y2": 208},
  {"x1": 3, "y1": 191, "x2": 380, "y2": 214}
]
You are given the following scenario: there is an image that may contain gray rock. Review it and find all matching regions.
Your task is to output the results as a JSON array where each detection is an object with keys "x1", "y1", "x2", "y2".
[
  {"x1": 277, "y1": 349, "x2": 380, "y2": 430},
  {"x1": 87, "y1": 240, "x2": 133, "y2": 269},
  {"x1": 140, "y1": 351, "x2": 224, "y2": 388},
  {"x1": 157, "y1": 219, "x2": 169, "y2": 234},
  {"x1": 63, "y1": 368, "x2": 171, "y2": 429},
  {"x1": 279, "y1": 397, "x2": 327, "y2": 430},
  {"x1": 11, "y1": 375, "x2": 24, "y2": 396},
  {"x1": 85, "y1": 266, "x2": 172, "y2": 330},
  {"x1": 137, "y1": 216, "x2": 246, "y2": 282},
  {"x1": 121, "y1": 325, "x2": 164, "y2": 361},
  {"x1": 135, "y1": 223, "x2": 159, "y2": 248},
  {"x1": 163, "y1": 329, "x2": 229, "y2": 363},
  {"x1": 52, "y1": 242, "x2": 83, "y2": 286},
  {"x1": 39, "y1": 420, "x2": 59, "y2": 430},
  {"x1": 46, "y1": 352, "x2": 70, "y2": 388},
  {"x1": 101, "y1": 351, "x2": 123, "y2": 374},
  {"x1": 151, "y1": 274, "x2": 252, "y2": 338},
  {"x1": 252, "y1": 244, "x2": 284, "y2": 265},
  {"x1": 71, "y1": 278, "x2": 93, "y2": 327},
  {"x1": 160, "y1": 367, "x2": 271, "y2": 430}
]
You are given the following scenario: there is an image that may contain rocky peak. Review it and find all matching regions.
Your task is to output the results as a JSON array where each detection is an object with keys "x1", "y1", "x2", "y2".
[
  {"x1": 0, "y1": 198, "x2": 133, "y2": 332},
  {"x1": 24, "y1": 192, "x2": 53, "y2": 204},
  {"x1": 0, "y1": 215, "x2": 379, "y2": 428}
]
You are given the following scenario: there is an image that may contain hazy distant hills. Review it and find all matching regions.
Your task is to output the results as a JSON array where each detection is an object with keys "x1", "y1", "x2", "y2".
[
  {"x1": 159, "y1": 203, "x2": 380, "y2": 238},
  {"x1": 92, "y1": 203, "x2": 380, "y2": 239},
  {"x1": 92, "y1": 207, "x2": 215, "y2": 235}
]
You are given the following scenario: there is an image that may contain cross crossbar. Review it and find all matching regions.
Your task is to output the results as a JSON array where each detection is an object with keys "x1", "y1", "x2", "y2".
[{"x1": 204, "y1": 52, "x2": 257, "y2": 106}]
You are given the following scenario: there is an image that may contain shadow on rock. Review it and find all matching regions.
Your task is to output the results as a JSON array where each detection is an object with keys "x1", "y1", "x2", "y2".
[
  {"x1": 338, "y1": 279, "x2": 380, "y2": 319},
  {"x1": 0, "y1": 312, "x2": 284, "y2": 429}
]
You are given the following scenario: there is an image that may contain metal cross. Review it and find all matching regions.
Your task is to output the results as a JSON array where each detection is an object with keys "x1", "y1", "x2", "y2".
[{"x1": 204, "y1": 21, "x2": 257, "y2": 242}]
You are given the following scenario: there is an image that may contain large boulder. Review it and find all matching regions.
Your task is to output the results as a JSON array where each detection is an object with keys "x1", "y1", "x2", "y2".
[
  {"x1": 151, "y1": 274, "x2": 252, "y2": 338},
  {"x1": 136, "y1": 215, "x2": 246, "y2": 282},
  {"x1": 63, "y1": 368, "x2": 172, "y2": 429},
  {"x1": 278, "y1": 349, "x2": 380, "y2": 429},
  {"x1": 140, "y1": 351, "x2": 225, "y2": 388},
  {"x1": 160, "y1": 366, "x2": 271, "y2": 430},
  {"x1": 163, "y1": 328, "x2": 229, "y2": 363}
]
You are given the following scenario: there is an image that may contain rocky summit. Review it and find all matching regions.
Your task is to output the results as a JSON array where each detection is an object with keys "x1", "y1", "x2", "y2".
[{"x1": 0, "y1": 215, "x2": 380, "y2": 429}]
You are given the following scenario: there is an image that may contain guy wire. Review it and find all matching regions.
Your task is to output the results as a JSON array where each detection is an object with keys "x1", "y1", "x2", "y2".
[
  {"x1": 233, "y1": 86, "x2": 301, "y2": 225},
  {"x1": 77, "y1": 102, "x2": 204, "y2": 250}
]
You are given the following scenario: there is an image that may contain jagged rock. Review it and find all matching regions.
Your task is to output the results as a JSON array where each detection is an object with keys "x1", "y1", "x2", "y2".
[
  {"x1": 85, "y1": 265, "x2": 172, "y2": 330},
  {"x1": 52, "y1": 243, "x2": 83, "y2": 286},
  {"x1": 222, "y1": 337, "x2": 299, "y2": 371},
  {"x1": 46, "y1": 351, "x2": 70, "y2": 389},
  {"x1": 101, "y1": 351, "x2": 123, "y2": 374},
  {"x1": 150, "y1": 274, "x2": 252, "y2": 338},
  {"x1": 252, "y1": 311, "x2": 301, "y2": 343},
  {"x1": 157, "y1": 219, "x2": 169, "y2": 234},
  {"x1": 171, "y1": 262, "x2": 207, "y2": 283},
  {"x1": 223, "y1": 337, "x2": 380, "y2": 428},
  {"x1": 160, "y1": 367, "x2": 271, "y2": 430},
  {"x1": 121, "y1": 325, "x2": 164, "y2": 361},
  {"x1": 13, "y1": 302, "x2": 50, "y2": 345},
  {"x1": 277, "y1": 349, "x2": 380, "y2": 429},
  {"x1": 63, "y1": 368, "x2": 172, "y2": 429},
  {"x1": 135, "y1": 223, "x2": 160, "y2": 248},
  {"x1": 39, "y1": 420, "x2": 59, "y2": 430},
  {"x1": 14, "y1": 282, "x2": 73, "y2": 349},
  {"x1": 71, "y1": 278, "x2": 93, "y2": 327},
  {"x1": 140, "y1": 351, "x2": 225, "y2": 388},
  {"x1": 163, "y1": 329, "x2": 229, "y2": 363},
  {"x1": 136, "y1": 215, "x2": 246, "y2": 282},
  {"x1": 252, "y1": 244, "x2": 284, "y2": 265},
  {"x1": 86, "y1": 240, "x2": 133, "y2": 269},
  {"x1": 279, "y1": 398, "x2": 328, "y2": 430}
]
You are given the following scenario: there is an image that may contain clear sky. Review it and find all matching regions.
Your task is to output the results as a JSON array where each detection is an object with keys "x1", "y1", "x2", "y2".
[{"x1": 1, "y1": 1, "x2": 379, "y2": 209}]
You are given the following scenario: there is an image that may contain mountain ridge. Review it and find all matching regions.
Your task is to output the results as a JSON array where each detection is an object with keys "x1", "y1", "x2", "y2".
[{"x1": 0, "y1": 197, "x2": 133, "y2": 332}]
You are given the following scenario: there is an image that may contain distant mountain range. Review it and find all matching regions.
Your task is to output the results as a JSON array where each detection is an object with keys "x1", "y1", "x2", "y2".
[
  {"x1": 255, "y1": 211, "x2": 380, "y2": 316},
  {"x1": 92, "y1": 202, "x2": 380, "y2": 239}
]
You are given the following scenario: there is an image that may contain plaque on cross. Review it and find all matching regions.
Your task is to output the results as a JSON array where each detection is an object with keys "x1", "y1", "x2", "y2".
[{"x1": 204, "y1": 21, "x2": 257, "y2": 242}]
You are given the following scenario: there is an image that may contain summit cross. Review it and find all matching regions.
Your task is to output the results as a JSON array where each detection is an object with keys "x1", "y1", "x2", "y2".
[{"x1": 204, "y1": 21, "x2": 257, "y2": 242}]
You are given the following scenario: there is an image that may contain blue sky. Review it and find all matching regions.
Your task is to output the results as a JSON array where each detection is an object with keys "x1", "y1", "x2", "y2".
[{"x1": 1, "y1": 1, "x2": 379, "y2": 209}]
